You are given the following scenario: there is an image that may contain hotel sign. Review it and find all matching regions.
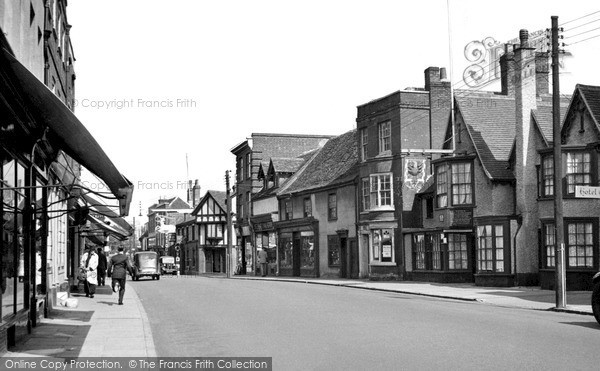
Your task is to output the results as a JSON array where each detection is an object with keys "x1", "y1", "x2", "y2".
[{"x1": 575, "y1": 186, "x2": 600, "y2": 199}]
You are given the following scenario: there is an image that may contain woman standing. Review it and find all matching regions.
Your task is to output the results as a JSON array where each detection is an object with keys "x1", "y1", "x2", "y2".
[{"x1": 84, "y1": 248, "x2": 99, "y2": 298}]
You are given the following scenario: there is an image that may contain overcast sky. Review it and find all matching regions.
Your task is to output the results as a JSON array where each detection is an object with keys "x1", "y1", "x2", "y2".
[{"x1": 67, "y1": 1, "x2": 600, "y2": 225}]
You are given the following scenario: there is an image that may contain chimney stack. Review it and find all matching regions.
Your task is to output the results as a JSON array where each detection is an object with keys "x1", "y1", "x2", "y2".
[
  {"x1": 514, "y1": 29, "x2": 539, "y2": 276},
  {"x1": 500, "y1": 44, "x2": 515, "y2": 96},
  {"x1": 535, "y1": 52, "x2": 550, "y2": 96},
  {"x1": 424, "y1": 67, "x2": 441, "y2": 91},
  {"x1": 192, "y1": 179, "x2": 201, "y2": 207}
]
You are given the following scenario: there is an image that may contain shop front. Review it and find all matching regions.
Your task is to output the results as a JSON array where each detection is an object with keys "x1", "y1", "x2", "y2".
[
  {"x1": 275, "y1": 219, "x2": 318, "y2": 277},
  {"x1": 252, "y1": 216, "x2": 277, "y2": 276}
]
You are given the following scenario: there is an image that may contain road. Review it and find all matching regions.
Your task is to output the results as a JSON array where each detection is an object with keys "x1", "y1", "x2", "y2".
[{"x1": 131, "y1": 276, "x2": 600, "y2": 370}]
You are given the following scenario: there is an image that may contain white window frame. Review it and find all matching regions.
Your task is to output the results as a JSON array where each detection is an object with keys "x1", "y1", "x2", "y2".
[{"x1": 369, "y1": 173, "x2": 393, "y2": 210}]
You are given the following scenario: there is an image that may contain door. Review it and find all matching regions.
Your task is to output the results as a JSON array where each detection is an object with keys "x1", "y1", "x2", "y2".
[
  {"x1": 349, "y1": 238, "x2": 359, "y2": 279},
  {"x1": 293, "y1": 237, "x2": 301, "y2": 276},
  {"x1": 340, "y1": 237, "x2": 347, "y2": 278}
]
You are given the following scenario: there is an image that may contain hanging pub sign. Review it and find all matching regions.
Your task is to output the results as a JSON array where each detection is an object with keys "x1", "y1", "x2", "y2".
[{"x1": 402, "y1": 156, "x2": 432, "y2": 211}]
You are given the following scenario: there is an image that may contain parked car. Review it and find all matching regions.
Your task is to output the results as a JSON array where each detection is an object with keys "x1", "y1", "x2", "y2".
[
  {"x1": 159, "y1": 255, "x2": 177, "y2": 275},
  {"x1": 132, "y1": 251, "x2": 160, "y2": 281}
]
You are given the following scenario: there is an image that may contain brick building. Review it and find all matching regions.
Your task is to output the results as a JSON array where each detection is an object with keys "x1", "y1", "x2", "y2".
[{"x1": 356, "y1": 66, "x2": 452, "y2": 279}]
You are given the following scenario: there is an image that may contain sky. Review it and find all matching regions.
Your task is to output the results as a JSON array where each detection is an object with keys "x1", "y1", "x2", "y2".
[{"x1": 66, "y1": 0, "x2": 600, "y2": 227}]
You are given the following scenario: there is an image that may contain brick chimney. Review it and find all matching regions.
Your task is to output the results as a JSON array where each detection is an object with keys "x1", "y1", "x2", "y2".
[
  {"x1": 500, "y1": 44, "x2": 515, "y2": 96},
  {"x1": 514, "y1": 29, "x2": 539, "y2": 278},
  {"x1": 192, "y1": 179, "x2": 201, "y2": 207},
  {"x1": 535, "y1": 52, "x2": 550, "y2": 96},
  {"x1": 425, "y1": 66, "x2": 452, "y2": 149}
]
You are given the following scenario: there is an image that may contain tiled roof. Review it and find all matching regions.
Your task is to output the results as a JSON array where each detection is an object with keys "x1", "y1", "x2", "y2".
[
  {"x1": 576, "y1": 84, "x2": 600, "y2": 131},
  {"x1": 532, "y1": 96, "x2": 570, "y2": 145},
  {"x1": 270, "y1": 157, "x2": 306, "y2": 174},
  {"x1": 455, "y1": 92, "x2": 516, "y2": 180},
  {"x1": 251, "y1": 133, "x2": 332, "y2": 163},
  {"x1": 278, "y1": 130, "x2": 358, "y2": 195},
  {"x1": 208, "y1": 190, "x2": 227, "y2": 211}
]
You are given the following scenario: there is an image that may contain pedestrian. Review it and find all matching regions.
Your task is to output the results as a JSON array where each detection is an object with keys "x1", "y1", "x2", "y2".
[
  {"x1": 84, "y1": 247, "x2": 98, "y2": 298},
  {"x1": 96, "y1": 247, "x2": 108, "y2": 286},
  {"x1": 257, "y1": 247, "x2": 268, "y2": 277},
  {"x1": 108, "y1": 247, "x2": 133, "y2": 305}
]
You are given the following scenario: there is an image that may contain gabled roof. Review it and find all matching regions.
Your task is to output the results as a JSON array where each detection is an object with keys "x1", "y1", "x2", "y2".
[
  {"x1": 455, "y1": 92, "x2": 516, "y2": 181},
  {"x1": 455, "y1": 91, "x2": 570, "y2": 181},
  {"x1": 149, "y1": 196, "x2": 191, "y2": 211},
  {"x1": 562, "y1": 84, "x2": 600, "y2": 135},
  {"x1": 191, "y1": 190, "x2": 227, "y2": 216},
  {"x1": 532, "y1": 98, "x2": 571, "y2": 146},
  {"x1": 278, "y1": 130, "x2": 358, "y2": 196},
  {"x1": 269, "y1": 157, "x2": 306, "y2": 174}
]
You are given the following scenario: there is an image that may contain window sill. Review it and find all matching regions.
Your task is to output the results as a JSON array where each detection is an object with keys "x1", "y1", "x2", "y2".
[{"x1": 370, "y1": 262, "x2": 396, "y2": 266}]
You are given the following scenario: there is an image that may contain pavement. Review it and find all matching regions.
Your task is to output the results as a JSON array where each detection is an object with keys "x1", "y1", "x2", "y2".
[
  {"x1": 1, "y1": 275, "x2": 595, "y2": 358},
  {"x1": 1, "y1": 282, "x2": 156, "y2": 358}
]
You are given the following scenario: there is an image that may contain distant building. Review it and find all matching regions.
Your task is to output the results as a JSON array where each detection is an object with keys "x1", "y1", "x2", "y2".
[{"x1": 145, "y1": 197, "x2": 192, "y2": 255}]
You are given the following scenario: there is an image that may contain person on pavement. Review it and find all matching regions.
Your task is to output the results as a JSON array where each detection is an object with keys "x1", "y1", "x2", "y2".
[
  {"x1": 84, "y1": 247, "x2": 98, "y2": 298},
  {"x1": 108, "y1": 247, "x2": 133, "y2": 305},
  {"x1": 96, "y1": 247, "x2": 108, "y2": 286},
  {"x1": 257, "y1": 247, "x2": 268, "y2": 277}
]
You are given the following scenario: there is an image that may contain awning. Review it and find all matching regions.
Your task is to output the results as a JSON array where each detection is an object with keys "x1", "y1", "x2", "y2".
[
  {"x1": 86, "y1": 214, "x2": 130, "y2": 241},
  {"x1": 0, "y1": 46, "x2": 133, "y2": 216}
]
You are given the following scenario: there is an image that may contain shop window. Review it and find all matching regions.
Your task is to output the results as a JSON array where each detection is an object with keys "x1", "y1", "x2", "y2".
[
  {"x1": 371, "y1": 229, "x2": 393, "y2": 264},
  {"x1": 566, "y1": 152, "x2": 591, "y2": 194},
  {"x1": 300, "y1": 233, "x2": 314, "y2": 269},
  {"x1": 447, "y1": 233, "x2": 468, "y2": 270},
  {"x1": 279, "y1": 236, "x2": 293, "y2": 269},
  {"x1": 414, "y1": 234, "x2": 425, "y2": 269},
  {"x1": 303, "y1": 198, "x2": 312, "y2": 218},
  {"x1": 542, "y1": 220, "x2": 595, "y2": 269},
  {"x1": 378, "y1": 121, "x2": 391, "y2": 153},
  {"x1": 328, "y1": 235, "x2": 340, "y2": 266},
  {"x1": 476, "y1": 224, "x2": 506, "y2": 273},
  {"x1": 328, "y1": 193, "x2": 337, "y2": 221},
  {"x1": 360, "y1": 128, "x2": 368, "y2": 161}
]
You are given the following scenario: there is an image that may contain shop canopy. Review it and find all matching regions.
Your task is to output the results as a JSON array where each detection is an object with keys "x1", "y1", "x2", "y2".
[{"x1": 0, "y1": 45, "x2": 133, "y2": 216}]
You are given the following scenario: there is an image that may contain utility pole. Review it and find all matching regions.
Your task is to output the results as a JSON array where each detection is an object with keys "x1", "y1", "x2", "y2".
[
  {"x1": 225, "y1": 170, "x2": 232, "y2": 278},
  {"x1": 551, "y1": 15, "x2": 566, "y2": 309}
]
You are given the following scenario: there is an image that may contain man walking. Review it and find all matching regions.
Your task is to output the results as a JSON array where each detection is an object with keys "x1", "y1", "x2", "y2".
[
  {"x1": 96, "y1": 247, "x2": 108, "y2": 286},
  {"x1": 257, "y1": 247, "x2": 268, "y2": 277},
  {"x1": 108, "y1": 247, "x2": 133, "y2": 305}
]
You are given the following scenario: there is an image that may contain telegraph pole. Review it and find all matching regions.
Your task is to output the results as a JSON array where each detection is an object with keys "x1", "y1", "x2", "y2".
[
  {"x1": 551, "y1": 15, "x2": 566, "y2": 308},
  {"x1": 225, "y1": 170, "x2": 232, "y2": 278}
]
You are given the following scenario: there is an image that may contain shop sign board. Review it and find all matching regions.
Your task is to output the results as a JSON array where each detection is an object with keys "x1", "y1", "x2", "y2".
[{"x1": 575, "y1": 186, "x2": 600, "y2": 198}]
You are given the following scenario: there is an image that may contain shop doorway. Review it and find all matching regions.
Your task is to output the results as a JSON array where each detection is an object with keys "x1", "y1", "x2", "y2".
[
  {"x1": 349, "y1": 238, "x2": 359, "y2": 278},
  {"x1": 293, "y1": 237, "x2": 301, "y2": 276},
  {"x1": 340, "y1": 237, "x2": 347, "y2": 278}
]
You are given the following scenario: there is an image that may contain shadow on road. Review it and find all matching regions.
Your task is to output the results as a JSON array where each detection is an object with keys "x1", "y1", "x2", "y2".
[{"x1": 559, "y1": 321, "x2": 600, "y2": 330}]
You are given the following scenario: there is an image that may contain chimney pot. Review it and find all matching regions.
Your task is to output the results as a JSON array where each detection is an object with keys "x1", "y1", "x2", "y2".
[
  {"x1": 519, "y1": 29, "x2": 529, "y2": 48},
  {"x1": 440, "y1": 67, "x2": 447, "y2": 80}
]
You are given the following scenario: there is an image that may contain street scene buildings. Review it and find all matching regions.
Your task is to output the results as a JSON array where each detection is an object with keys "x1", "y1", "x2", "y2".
[{"x1": 1, "y1": 0, "x2": 600, "y2": 366}]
